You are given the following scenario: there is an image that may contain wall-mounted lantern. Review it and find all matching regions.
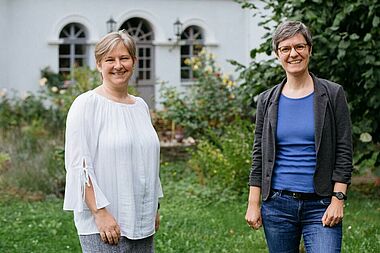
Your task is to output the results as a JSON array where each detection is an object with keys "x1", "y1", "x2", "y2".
[{"x1": 106, "y1": 17, "x2": 117, "y2": 33}]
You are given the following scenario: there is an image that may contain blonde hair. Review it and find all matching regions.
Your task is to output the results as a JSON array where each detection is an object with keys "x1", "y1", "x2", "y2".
[{"x1": 95, "y1": 29, "x2": 136, "y2": 65}]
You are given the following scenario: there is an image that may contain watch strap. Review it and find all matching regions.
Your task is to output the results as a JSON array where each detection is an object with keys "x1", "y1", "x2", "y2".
[{"x1": 332, "y1": 191, "x2": 347, "y2": 200}]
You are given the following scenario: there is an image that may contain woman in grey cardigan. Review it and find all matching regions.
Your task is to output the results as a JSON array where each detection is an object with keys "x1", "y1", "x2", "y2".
[{"x1": 245, "y1": 21, "x2": 353, "y2": 253}]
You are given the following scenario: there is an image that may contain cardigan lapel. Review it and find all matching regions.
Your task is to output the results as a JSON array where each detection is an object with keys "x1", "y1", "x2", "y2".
[
  {"x1": 312, "y1": 74, "x2": 328, "y2": 154},
  {"x1": 268, "y1": 79, "x2": 286, "y2": 140}
]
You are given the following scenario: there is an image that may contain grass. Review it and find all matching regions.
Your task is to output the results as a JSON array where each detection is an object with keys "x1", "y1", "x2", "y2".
[
  {"x1": 0, "y1": 194, "x2": 81, "y2": 253},
  {"x1": 0, "y1": 161, "x2": 379, "y2": 252}
]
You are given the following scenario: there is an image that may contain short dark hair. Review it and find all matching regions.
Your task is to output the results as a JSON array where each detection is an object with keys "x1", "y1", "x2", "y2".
[{"x1": 272, "y1": 21, "x2": 313, "y2": 54}]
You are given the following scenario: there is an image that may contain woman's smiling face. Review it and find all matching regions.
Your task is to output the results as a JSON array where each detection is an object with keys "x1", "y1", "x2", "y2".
[
  {"x1": 276, "y1": 33, "x2": 312, "y2": 77},
  {"x1": 97, "y1": 42, "x2": 135, "y2": 88}
]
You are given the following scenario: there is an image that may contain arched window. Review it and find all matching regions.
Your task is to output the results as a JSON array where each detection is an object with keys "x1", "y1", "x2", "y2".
[
  {"x1": 59, "y1": 23, "x2": 88, "y2": 79},
  {"x1": 120, "y1": 18, "x2": 155, "y2": 108},
  {"x1": 120, "y1": 18, "x2": 154, "y2": 85},
  {"x1": 180, "y1": 26, "x2": 204, "y2": 81}
]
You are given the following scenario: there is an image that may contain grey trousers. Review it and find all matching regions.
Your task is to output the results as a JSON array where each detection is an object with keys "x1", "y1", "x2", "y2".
[{"x1": 79, "y1": 234, "x2": 154, "y2": 253}]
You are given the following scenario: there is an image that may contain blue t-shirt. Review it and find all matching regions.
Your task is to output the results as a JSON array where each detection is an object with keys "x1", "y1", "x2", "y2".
[{"x1": 272, "y1": 92, "x2": 317, "y2": 193}]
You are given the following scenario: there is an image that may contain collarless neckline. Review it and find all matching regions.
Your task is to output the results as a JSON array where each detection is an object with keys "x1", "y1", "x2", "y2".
[
  {"x1": 281, "y1": 91, "x2": 314, "y2": 100},
  {"x1": 90, "y1": 90, "x2": 138, "y2": 107}
]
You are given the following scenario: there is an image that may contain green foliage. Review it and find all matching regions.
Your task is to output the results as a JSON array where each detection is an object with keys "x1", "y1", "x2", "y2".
[
  {"x1": 0, "y1": 91, "x2": 56, "y2": 131},
  {"x1": 0, "y1": 66, "x2": 107, "y2": 196},
  {"x1": 0, "y1": 129, "x2": 64, "y2": 195},
  {"x1": 188, "y1": 120, "x2": 254, "y2": 195},
  {"x1": 46, "y1": 146, "x2": 66, "y2": 196},
  {"x1": 235, "y1": 0, "x2": 380, "y2": 172},
  {"x1": 0, "y1": 66, "x2": 99, "y2": 133},
  {"x1": 20, "y1": 119, "x2": 49, "y2": 151},
  {"x1": 40, "y1": 66, "x2": 102, "y2": 126},
  {"x1": 160, "y1": 49, "x2": 243, "y2": 137},
  {"x1": 0, "y1": 152, "x2": 11, "y2": 175},
  {"x1": 40, "y1": 66, "x2": 65, "y2": 89}
]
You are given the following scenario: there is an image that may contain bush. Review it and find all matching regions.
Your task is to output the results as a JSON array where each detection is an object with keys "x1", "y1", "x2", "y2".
[
  {"x1": 188, "y1": 119, "x2": 254, "y2": 197},
  {"x1": 0, "y1": 66, "x2": 106, "y2": 196},
  {"x1": 0, "y1": 130, "x2": 63, "y2": 195},
  {"x1": 159, "y1": 49, "x2": 244, "y2": 138}
]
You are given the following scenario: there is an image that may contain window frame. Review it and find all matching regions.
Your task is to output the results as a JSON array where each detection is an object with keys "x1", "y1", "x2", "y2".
[
  {"x1": 180, "y1": 25, "x2": 204, "y2": 82},
  {"x1": 58, "y1": 23, "x2": 88, "y2": 79}
]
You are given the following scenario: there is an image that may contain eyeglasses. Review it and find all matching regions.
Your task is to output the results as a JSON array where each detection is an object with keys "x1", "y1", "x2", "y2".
[{"x1": 278, "y1": 43, "x2": 308, "y2": 55}]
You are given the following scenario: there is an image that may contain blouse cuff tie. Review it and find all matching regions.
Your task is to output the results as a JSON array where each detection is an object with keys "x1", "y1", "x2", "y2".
[
  {"x1": 63, "y1": 157, "x2": 110, "y2": 212},
  {"x1": 81, "y1": 157, "x2": 91, "y2": 201}
]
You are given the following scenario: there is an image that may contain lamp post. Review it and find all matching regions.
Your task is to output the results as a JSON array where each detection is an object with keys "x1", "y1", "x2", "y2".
[{"x1": 106, "y1": 17, "x2": 116, "y2": 33}]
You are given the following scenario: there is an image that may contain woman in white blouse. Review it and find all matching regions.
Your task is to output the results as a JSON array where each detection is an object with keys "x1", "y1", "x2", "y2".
[{"x1": 63, "y1": 30, "x2": 163, "y2": 253}]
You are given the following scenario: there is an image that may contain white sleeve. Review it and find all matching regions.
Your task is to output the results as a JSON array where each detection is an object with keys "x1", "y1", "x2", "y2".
[
  {"x1": 63, "y1": 96, "x2": 110, "y2": 212},
  {"x1": 157, "y1": 177, "x2": 164, "y2": 198}
]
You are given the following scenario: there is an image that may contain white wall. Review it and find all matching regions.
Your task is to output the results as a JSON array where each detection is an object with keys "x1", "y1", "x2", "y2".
[
  {"x1": 0, "y1": 0, "x2": 266, "y2": 105},
  {"x1": 0, "y1": 0, "x2": 9, "y2": 92}
]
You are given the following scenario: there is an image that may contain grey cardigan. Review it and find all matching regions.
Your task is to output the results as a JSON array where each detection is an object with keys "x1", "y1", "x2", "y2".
[{"x1": 249, "y1": 73, "x2": 353, "y2": 201}]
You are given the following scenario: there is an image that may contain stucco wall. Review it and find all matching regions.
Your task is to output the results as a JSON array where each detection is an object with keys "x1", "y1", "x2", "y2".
[
  {"x1": 0, "y1": 0, "x2": 9, "y2": 91},
  {"x1": 0, "y1": 0, "x2": 266, "y2": 106}
]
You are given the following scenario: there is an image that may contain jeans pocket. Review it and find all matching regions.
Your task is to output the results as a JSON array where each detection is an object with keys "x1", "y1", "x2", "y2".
[{"x1": 319, "y1": 197, "x2": 331, "y2": 206}]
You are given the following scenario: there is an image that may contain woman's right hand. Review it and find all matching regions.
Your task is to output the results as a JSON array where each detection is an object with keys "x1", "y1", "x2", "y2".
[
  {"x1": 245, "y1": 204, "x2": 262, "y2": 230},
  {"x1": 93, "y1": 208, "x2": 121, "y2": 245}
]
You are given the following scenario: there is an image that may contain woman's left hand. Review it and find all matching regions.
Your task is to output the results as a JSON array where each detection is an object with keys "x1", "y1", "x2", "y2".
[
  {"x1": 321, "y1": 197, "x2": 344, "y2": 227},
  {"x1": 155, "y1": 212, "x2": 160, "y2": 231}
]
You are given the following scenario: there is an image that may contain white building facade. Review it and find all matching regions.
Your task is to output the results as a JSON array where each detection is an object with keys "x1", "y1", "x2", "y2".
[{"x1": 0, "y1": 0, "x2": 265, "y2": 108}]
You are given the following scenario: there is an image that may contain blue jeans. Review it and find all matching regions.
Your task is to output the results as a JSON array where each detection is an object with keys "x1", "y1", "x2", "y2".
[{"x1": 261, "y1": 191, "x2": 342, "y2": 253}]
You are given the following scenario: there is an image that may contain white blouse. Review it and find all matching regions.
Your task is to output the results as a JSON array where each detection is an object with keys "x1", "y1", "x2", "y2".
[{"x1": 63, "y1": 90, "x2": 163, "y2": 240}]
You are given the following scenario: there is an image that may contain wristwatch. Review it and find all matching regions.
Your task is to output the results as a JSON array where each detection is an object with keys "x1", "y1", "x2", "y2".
[{"x1": 332, "y1": 192, "x2": 347, "y2": 200}]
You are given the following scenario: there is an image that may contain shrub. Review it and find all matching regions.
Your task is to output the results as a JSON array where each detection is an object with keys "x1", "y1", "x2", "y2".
[
  {"x1": 0, "y1": 130, "x2": 63, "y2": 195},
  {"x1": 159, "y1": 49, "x2": 244, "y2": 138},
  {"x1": 0, "y1": 66, "x2": 107, "y2": 196},
  {"x1": 188, "y1": 119, "x2": 254, "y2": 197}
]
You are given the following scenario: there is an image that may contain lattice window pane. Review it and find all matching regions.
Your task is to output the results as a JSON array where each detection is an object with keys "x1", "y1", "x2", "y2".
[
  {"x1": 74, "y1": 58, "x2": 84, "y2": 67},
  {"x1": 58, "y1": 23, "x2": 88, "y2": 78},
  {"x1": 181, "y1": 69, "x2": 190, "y2": 80},
  {"x1": 139, "y1": 47, "x2": 144, "y2": 56},
  {"x1": 59, "y1": 58, "x2": 70, "y2": 68},
  {"x1": 120, "y1": 18, "x2": 154, "y2": 84},
  {"x1": 180, "y1": 26, "x2": 204, "y2": 81},
  {"x1": 59, "y1": 45, "x2": 70, "y2": 55},
  {"x1": 181, "y1": 45, "x2": 190, "y2": 55},
  {"x1": 75, "y1": 45, "x2": 85, "y2": 54},
  {"x1": 139, "y1": 71, "x2": 144, "y2": 80}
]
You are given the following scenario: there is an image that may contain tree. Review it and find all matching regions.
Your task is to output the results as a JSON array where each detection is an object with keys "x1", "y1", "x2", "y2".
[{"x1": 234, "y1": 0, "x2": 380, "y2": 173}]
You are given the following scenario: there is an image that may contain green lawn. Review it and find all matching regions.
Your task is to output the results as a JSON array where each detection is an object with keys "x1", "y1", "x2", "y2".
[{"x1": 0, "y1": 162, "x2": 379, "y2": 253}]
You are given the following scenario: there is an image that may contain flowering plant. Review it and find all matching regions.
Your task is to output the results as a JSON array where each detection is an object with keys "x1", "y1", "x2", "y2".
[{"x1": 160, "y1": 49, "x2": 243, "y2": 137}]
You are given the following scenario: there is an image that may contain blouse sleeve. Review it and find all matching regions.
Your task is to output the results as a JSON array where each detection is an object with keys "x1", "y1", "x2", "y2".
[
  {"x1": 157, "y1": 177, "x2": 164, "y2": 198},
  {"x1": 63, "y1": 95, "x2": 110, "y2": 212}
]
